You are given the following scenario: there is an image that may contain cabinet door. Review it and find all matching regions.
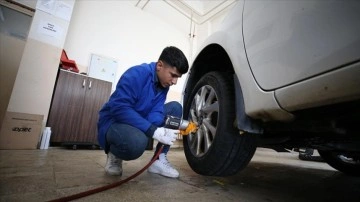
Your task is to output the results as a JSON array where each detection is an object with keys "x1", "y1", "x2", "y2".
[
  {"x1": 48, "y1": 70, "x2": 87, "y2": 143},
  {"x1": 78, "y1": 77, "x2": 112, "y2": 143}
]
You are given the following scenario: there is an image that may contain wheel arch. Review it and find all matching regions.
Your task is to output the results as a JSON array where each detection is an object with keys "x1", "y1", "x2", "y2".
[
  {"x1": 183, "y1": 44, "x2": 262, "y2": 134},
  {"x1": 184, "y1": 44, "x2": 234, "y2": 102}
]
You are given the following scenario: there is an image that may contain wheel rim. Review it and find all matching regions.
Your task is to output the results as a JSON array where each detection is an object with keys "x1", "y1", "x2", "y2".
[{"x1": 187, "y1": 85, "x2": 219, "y2": 157}]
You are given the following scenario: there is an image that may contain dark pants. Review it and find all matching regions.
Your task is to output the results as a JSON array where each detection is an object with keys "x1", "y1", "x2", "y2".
[{"x1": 106, "y1": 101, "x2": 182, "y2": 160}]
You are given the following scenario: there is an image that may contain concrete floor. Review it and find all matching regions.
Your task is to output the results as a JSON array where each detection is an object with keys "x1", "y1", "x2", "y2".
[{"x1": 1, "y1": 145, "x2": 359, "y2": 202}]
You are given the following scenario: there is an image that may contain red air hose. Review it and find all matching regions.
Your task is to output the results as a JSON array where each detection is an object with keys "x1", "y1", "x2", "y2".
[{"x1": 48, "y1": 146, "x2": 164, "y2": 202}]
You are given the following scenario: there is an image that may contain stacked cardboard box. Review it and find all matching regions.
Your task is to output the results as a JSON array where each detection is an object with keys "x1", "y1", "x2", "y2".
[{"x1": 0, "y1": 112, "x2": 44, "y2": 149}]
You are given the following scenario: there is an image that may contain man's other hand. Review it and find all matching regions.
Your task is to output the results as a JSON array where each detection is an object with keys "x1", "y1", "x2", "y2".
[{"x1": 153, "y1": 127, "x2": 178, "y2": 145}]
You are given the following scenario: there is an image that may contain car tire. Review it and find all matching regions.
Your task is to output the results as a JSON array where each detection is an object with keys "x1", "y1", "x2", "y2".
[
  {"x1": 183, "y1": 71, "x2": 257, "y2": 176},
  {"x1": 318, "y1": 150, "x2": 360, "y2": 176}
]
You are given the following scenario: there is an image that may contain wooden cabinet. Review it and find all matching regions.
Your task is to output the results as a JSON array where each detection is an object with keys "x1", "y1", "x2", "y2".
[{"x1": 47, "y1": 70, "x2": 111, "y2": 147}]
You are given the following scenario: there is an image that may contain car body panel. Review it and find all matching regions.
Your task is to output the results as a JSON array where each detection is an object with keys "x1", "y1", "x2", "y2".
[
  {"x1": 275, "y1": 61, "x2": 360, "y2": 111},
  {"x1": 187, "y1": 1, "x2": 293, "y2": 122},
  {"x1": 243, "y1": 0, "x2": 360, "y2": 90}
]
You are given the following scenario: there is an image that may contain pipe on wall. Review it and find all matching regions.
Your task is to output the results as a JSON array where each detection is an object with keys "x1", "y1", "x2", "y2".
[{"x1": 141, "y1": 0, "x2": 150, "y2": 10}]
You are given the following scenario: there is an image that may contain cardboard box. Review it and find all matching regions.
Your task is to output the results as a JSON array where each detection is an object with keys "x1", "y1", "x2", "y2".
[{"x1": 0, "y1": 112, "x2": 44, "y2": 150}]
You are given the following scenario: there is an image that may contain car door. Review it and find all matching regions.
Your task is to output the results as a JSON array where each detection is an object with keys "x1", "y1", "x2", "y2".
[{"x1": 243, "y1": 0, "x2": 360, "y2": 91}]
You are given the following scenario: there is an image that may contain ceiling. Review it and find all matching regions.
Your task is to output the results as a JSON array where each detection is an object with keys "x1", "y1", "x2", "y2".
[
  {"x1": 136, "y1": 0, "x2": 237, "y2": 24},
  {"x1": 7, "y1": 0, "x2": 237, "y2": 25}
]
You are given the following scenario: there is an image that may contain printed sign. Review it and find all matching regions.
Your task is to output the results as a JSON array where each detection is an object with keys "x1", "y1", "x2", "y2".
[{"x1": 37, "y1": 20, "x2": 63, "y2": 39}]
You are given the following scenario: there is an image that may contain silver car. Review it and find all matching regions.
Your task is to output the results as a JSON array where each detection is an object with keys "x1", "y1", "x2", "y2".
[{"x1": 182, "y1": 0, "x2": 360, "y2": 176}]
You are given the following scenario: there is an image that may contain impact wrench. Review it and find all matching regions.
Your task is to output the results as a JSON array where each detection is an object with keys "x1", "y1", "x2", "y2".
[{"x1": 48, "y1": 116, "x2": 197, "y2": 202}]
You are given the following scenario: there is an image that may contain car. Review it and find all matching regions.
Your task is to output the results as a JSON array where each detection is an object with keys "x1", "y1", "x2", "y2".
[{"x1": 181, "y1": 0, "x2": 360, "y2": 177}]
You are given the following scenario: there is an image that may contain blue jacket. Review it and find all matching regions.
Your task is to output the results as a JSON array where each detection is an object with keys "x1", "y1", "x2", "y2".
[{"x1": 97, "y1": 62, "x2": 168, "y2": 149}]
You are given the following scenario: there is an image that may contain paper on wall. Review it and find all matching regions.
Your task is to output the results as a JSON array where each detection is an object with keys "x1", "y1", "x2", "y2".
[
  {"x1": 37, "y1": 20, "x2": 63, "y2": 39},
  {"x1": 36, "y1": 0, "x2": 56, "y2": 15},
  {"x1": 36, "y1": 0, "x2": 73, "y2": 22}
]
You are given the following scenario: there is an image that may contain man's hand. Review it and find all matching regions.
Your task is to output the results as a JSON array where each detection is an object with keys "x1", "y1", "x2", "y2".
[{"x1": 153, "y1": 127, "x2": 178, "y2": 145}]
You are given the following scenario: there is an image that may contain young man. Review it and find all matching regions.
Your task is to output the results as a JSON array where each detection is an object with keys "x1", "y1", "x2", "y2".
[{"x1": 97, "y1": 46, "x2": 189, "y2": 178}]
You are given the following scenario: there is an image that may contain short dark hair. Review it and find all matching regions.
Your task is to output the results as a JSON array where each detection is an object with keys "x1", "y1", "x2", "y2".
[{"x1": 159, "y1": 46, "x2": 189, "y2": 74}]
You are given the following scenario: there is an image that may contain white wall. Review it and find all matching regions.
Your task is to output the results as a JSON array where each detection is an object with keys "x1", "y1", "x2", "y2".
[
  {"x1": 64, "y1": 1, "x2": 188, "y2": 97},
  {"x1": 63, "y1": 0, "x2": 233, "y2": 101}
]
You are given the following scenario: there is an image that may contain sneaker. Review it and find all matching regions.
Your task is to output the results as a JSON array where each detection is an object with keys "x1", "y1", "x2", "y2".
[
  {"x1": 148, "y1": 153, "x2": 179, "y2": 178},
  {"x1": 105, "y1": 152, "x2": 123, "y2": 176}
]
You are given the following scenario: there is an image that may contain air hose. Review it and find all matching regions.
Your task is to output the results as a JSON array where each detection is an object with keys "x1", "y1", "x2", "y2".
[{"x1": 48, "y1": 145, "x2": 164, "y2": 202}]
